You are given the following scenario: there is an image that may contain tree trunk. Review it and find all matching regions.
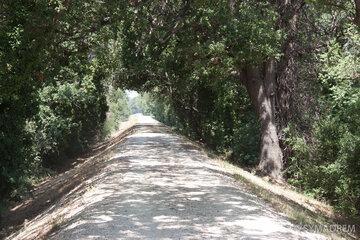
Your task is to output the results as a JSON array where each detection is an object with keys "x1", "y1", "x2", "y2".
[
  {"x1": 355, "y1": 0, "x2": 360, "y2": 27},
  {"x1": 243, "y1": 63, "x2": 283, "y2": 179},
  {"x1": 275, "y1": 0, "x2": 303, "y2": 130},
  {"x1": 272, "y1": 0, "x2": 304, "y2": 165}
]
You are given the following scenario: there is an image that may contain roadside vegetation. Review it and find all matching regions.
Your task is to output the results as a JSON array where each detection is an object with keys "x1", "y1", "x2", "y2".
[
  {"x1": 0, "y1": 1, "x2": 131, "y2": 209},
  {"x1": 0, "y1": 0, "x2": 359, "y2": 221}
]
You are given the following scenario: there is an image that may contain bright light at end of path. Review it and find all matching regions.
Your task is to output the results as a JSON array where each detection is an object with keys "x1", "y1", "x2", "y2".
[{"x1": 126, "y1": 90, "x2": 139, "y2": 99}]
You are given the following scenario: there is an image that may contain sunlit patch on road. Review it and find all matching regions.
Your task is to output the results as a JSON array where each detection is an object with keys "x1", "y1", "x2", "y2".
[{"x1": 45, "y1": 117, "x2": 327, "y2": 240}]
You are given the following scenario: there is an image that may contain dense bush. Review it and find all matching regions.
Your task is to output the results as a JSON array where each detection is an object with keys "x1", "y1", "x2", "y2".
[
  {"x1": 285, "y1": 25, "x2": 360, "y2": 215},
  {"x1": 0, "y1": 1, "x2": 49, "y2": 197},
  {"x1": 0, "y1": 1, "x2": 124, "y2": 200},
  {"x1": 33, "y1": 71, "x2": 108, "y2": 165}
]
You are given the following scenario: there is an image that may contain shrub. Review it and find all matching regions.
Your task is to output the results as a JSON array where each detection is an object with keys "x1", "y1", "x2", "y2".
[
  {"x1": 33, "y1": 70, "x2": 107, "y2": 166},
  {"x1": 286, "y1": 25, "x2": 360, "y2": 215}
]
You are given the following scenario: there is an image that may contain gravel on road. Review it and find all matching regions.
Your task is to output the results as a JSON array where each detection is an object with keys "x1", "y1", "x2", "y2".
[{"x1": 48, "y1": 116, "x2": 327, "y2": 240}]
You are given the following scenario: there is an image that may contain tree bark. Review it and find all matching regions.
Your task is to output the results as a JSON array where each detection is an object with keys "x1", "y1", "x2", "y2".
[
  {"x1": 243, "y1": 63, "x2": 283, "y2": 179},
  {"x1": 355, "y1": 0, "x2": 360, "y2": 27},
  {"x1": 271, "y1": 0, "x2": 304, "y2": 165},
  {"x1": 274, "y1": 0, "x2": 303, "y2": 130}
]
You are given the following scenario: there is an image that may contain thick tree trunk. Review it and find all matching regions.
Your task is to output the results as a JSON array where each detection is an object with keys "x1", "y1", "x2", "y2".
[
  {"x1": 243, "y1": 64, "x2": 283, "y2": 179},
  {"x1": 272, "y1": 0, "x2": 304, "y2": 165},
  {"x1": 275, "y1": 0, "x2": 303, "y2": 130},
  {"x1": 355, "y1": 0, "x2": 360, "y2": 26}
]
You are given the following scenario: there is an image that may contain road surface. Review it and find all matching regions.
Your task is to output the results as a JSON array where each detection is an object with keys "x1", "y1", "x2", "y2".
[{"x1": 48, "y1": 115, "x2": 326, "y2": 240}]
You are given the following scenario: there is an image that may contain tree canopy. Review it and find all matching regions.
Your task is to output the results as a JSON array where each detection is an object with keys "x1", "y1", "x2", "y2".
[{"x1": 0, "y1": 0, "x2": 359, "y2": 215}]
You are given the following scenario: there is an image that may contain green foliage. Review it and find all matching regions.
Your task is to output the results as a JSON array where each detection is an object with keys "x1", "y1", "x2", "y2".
[
  {"x1": 1, "y1": 0, "x2": 359, "y2": 219},
  {"x1": 142, "y1": 82, "x2": 260, "y2": 166},
  {"x1": 33, "y1": 73, "x2": 107, "y2": 165},
  {"x1": 102, "y1": 88, "x2": 130, "y2": 136},
  {"x1": 0, "y1": 0, "x2": 52, "y2": 197},
  {"x1": 286, "y1": 25, "x2": 360, "y2": 215},
  {"x1": 120, "y1": 0, "x2": 281, "y2": 90},
  {"x1": 0, "y1": 0, "x2": 123, "y2": 199},
  {"x1": 119, "y1": 0, "x2": 275, "y2": 167},
  {"x1": 140, "y1": 92, "x2": 183, "y2": 128},
  {"x1": 128, "y1": 95, "x2": 145, "y2": 115},
  {"x1": 123, "y1": 1, "x2": 359, "y2": 216}
]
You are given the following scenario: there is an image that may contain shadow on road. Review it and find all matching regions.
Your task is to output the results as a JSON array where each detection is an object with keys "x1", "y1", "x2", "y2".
[{"x1": 47, "y1": 125, "x2": 325, "y2": 240}]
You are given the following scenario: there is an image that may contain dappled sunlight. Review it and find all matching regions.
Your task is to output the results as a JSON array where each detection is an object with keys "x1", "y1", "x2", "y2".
[{"x1": 45, "y1": 123, "x2": 327, "y2": 240}]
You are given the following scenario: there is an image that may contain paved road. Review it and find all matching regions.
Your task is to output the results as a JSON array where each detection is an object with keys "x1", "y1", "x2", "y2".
[{"x1": 49, "y1": 116, "x2": 326, "y2": 240}]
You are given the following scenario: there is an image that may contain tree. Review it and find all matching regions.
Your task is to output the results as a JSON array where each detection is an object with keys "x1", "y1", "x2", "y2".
[
  {"x1": 0, "y1": 0, "x2": 123, "y2": 197},
  {"x1": 119, "y1": 0, "x2": 291, "y2": 178},
  {"x1": 355, "y1": 0, "x2": 360, "y2": 26}
]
